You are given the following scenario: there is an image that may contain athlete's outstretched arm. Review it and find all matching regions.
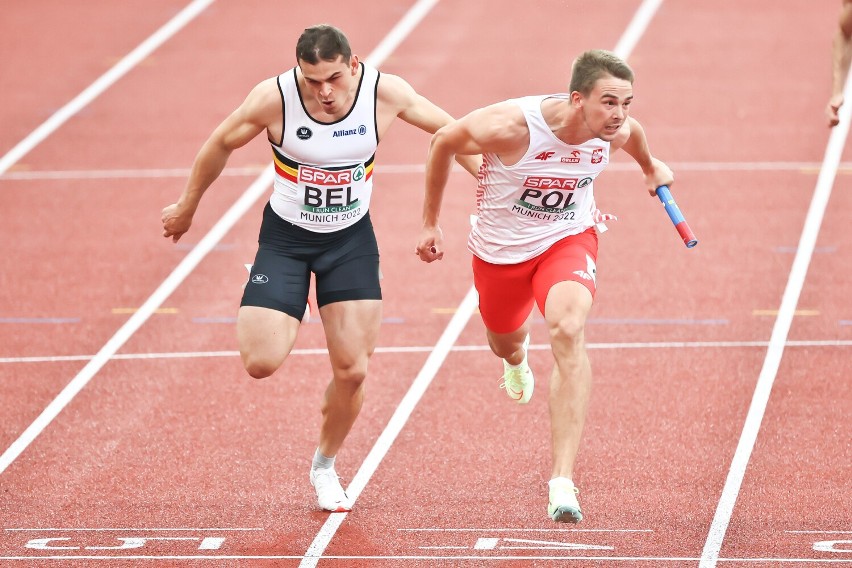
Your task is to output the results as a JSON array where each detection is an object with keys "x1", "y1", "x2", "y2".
[
  {"x1": 415, "y1": 103, "x2": 526, "y2": 262},
  {"x1": 378, "y1": 73, "x2": 482, "y2": 177},
  {"x1": 161, "y1": 79, "x2": 280, "y2": 242}
]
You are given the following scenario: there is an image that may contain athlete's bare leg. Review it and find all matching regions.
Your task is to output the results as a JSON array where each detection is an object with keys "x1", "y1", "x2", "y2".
[
  {"x1": 542, "y1": 280, "x2": 594, "y2": 480},
  {"x1": 237, "y1": 305, "x2": 302, "y2": 378},
  {"x1": 485, "y1": 313, "x2": 533, "y2": 365},
  {"x1": 316, "y1": 299, "x2": 382, "y2": 458}
]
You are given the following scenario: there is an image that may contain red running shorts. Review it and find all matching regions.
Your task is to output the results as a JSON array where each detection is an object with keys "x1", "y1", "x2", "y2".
[{"x1": 472, "y1": 228, "x2": 598, "y2": 334}]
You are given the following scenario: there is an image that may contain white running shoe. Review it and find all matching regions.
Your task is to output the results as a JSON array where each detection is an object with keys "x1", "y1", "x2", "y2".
[
  {"x1": 309, "y1": 467, "x2": 352, "y2": 512},
  {"x1": 500, "y1": 334, "x2": 534, "y2": 404},
  {"x1": 547, "y1": 477, "x2": 583, "y2": 523}
]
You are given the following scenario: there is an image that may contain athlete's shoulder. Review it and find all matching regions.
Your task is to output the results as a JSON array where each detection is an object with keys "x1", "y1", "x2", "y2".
[
  {"x1": 452, "y1": 100, "x2": 529, "y2": 154},
  {"x1": 376, "y1": 72, "x2": 416, "y2": 102},
  {"x1": 468, "y1": 99, "x2": 528, "y2": 133},
  {"x1": 237, "y1": 76, "x2": 285, "y2": 131},
  {"x1": 242, "y1": 73, "x2": 286, "y2": 101},
  {"x1": 247, "y1": 75, "x2": 285, "y2": 103}
]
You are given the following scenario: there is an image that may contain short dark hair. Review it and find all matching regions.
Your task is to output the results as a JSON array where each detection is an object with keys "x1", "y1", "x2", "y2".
[
  {"x1": 296, "y1": 24, "x2": 352, "y2": 64},
  {"x1": 569, "y1": 49, "x2": 634, "y2": 95}
]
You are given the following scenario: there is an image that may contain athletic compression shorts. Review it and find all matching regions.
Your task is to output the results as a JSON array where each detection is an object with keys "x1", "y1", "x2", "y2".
[
  {"x1": 241, "y1": 202, "x2": 381, "y2": 320},
  {"x1": 472, "y1": 228, "x2": 598, "y2": 334}
]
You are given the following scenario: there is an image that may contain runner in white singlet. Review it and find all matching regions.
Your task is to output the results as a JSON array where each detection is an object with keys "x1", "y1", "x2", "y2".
[
  {"x1": 470, "y1": 94, "x2": 609, "y2": 264},
  {"x1": 162, "y1": 25, "x2": 480, "y2": 515},
  {"x1": 270, "y1": 62, "x2": 379, "y2": 233},
  {"x1": 415, "y1": 50, "x2": 674, "y2": 524}
]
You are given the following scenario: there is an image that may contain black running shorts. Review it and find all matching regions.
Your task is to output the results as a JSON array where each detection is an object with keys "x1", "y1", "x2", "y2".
[{"x1": 240, "y1": 202, "x2": 382, "y2": 320}]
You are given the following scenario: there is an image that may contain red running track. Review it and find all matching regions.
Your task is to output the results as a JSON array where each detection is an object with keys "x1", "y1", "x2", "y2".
[{"x1": 0, "y1": 0, "x2": 849, "y2": 566}]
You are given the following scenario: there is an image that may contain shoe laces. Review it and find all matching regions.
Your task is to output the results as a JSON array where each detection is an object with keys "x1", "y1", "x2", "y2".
[
  {"x1": 312, "y1": 467, "x2": 341, "y2": 487},
  {"x1": 551, "y1": 480, "x2": 580, "y2": 498},
  {"x1": 313, "y1": 469, "x2": 348, "y2": 498},
  {"x1": 500, "y1": 365, "x2": 530, "y2": 391}
]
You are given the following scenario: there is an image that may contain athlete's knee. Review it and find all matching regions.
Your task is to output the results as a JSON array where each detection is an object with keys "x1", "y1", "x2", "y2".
[
  {"x1": 334, "y1": 365, "x2": 368, "y2": 386},
  {"x1": 331, "y1": 356, "x2": 369, "y2": 386},
  {"x1": 241, "y1": 353, "x2": 283, "y2": 379},
  {"x1": 548, "y1": 312, "x2": 586, "y2": 348},
  {"x1": 486, "y1": 330, "x2": 526, "y2": 361}
]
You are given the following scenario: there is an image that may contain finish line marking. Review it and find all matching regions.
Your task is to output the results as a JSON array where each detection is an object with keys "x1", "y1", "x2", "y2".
[{"x1": 1, "y1": 554, "x2": 850, "y2": 563}]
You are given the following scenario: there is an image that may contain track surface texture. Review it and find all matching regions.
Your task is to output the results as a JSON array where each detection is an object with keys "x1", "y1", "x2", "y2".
[{"x1": 0, "y1": 1, "x2": 849, "y2": 566}]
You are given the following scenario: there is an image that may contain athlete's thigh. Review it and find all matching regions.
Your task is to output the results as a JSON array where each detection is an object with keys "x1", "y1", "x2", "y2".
[
  {"x1": 242, "y1": 244, "x2": 312, "y2": 321},
  {"x1": 542, "y1": 280, "x2": 593, "y2": 329},
  {"x1": 237, "y1": 305, "x2": 301, "y2": 367},
  {"x1": 319, "y1": 299, "x2": 382, "y2": 374},
  {"x1": 472, "y1": 255, "x2": 536, "y2": 334},
  {"x1": 532, "y1": 230, "x2": 598, "y2": 318},
  {"x1": 239, "y1": 243, "x2": 310, "y2": 366},
  {"x1": 532, "y1": 230, "x2": 597, "y2": 326},
  {"x1": 312, "y1": 215, "x2": 382, "y2": 306}
]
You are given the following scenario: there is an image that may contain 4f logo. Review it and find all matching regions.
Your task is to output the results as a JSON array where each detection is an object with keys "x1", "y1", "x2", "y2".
[{"x1": 534, "y1": 151, "x2": 555, "y2": 161}]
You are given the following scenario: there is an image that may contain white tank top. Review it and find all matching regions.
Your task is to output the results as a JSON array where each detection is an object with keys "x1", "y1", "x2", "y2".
[
  {"x1": 468, "y1": 94, "x2": 610, "y2": 264},
  {"x1": 269, "y1": 63, "x2": 380, "y2": 233}
]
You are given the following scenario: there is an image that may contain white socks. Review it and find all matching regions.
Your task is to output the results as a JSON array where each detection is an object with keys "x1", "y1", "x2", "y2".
[{"x1": 312, "y1": 448, "x2": 335, "y2": 470}]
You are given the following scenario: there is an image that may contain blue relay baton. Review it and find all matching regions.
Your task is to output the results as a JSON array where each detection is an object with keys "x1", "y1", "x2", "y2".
[{"x1": 655, "y1": 185, "x2": 698, "y2": 248}]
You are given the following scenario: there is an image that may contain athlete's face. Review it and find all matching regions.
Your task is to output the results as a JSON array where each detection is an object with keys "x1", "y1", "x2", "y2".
[
  {"x1": 575, "y1": 75, "x2": 633, "y2": 141},
  {"x1": 298, "y1": 55, "x2": 360, "y2": 117}
]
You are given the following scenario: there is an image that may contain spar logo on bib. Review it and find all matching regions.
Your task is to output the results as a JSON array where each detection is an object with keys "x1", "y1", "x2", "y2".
[
  {"x1": 299, "y1": 165, "x2": 355, "y2": 186},
  {"x1": 299, "y1": 164, "x2": 362, "y2": 220},
  {"x1": 511, "y1": 176, "x2": 593, "y2": 220}
]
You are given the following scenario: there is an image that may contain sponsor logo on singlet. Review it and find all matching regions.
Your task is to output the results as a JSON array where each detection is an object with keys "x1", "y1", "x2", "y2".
[
  {"x1": 298, "y1": 164, "x2": 365, "y2": 223},
  {"x1": 561, "y1": 150, "x2": 581, "y2": 164},
  {"x1": 299, "y1": 165, "x2": 364, "y2": 186},
  {"x1": 296, "y1": 126, "x2": 313, "y2": 140},
  {"x1": 511, "y1": 176, "x2": 593, "y2": 221},
  {"x1": 332, "y1": 124, "x2": 368, "y2": 138},
  {"x1": 522, "y1": 176, "x2": 591, "y2": 190}
]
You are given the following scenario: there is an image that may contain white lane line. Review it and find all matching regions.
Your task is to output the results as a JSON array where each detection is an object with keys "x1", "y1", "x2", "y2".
[
  {"x1": 362, "y1": 0, "x2": 440, "y2": 67},
  {"x1": 298, "y1": 0, "x2": 663, "y2": 565},
  {"x1": 0, "y1": 163, "x2": 273, "y2": 476},
  {"x1": 6, "y1": 160, "x2": 840, "y2": 181},
  {"x1": 295, "y1": 1, "x2": 456, "y2": 564},
  {"x1": 301, "y1": 288, "x2": 478, "y2": 565},
  {"x1": 1, "y1": 339, "x2": 851, "y2": 365},
  {"x1": 786, "y1": 530, "x2": 852, "y2": 534},
  {"x1": 613, "y1": 0, "x2": 663, "y2": 57},
  {"x1": 0, "y1": 0, "x2": 222, "y2": 477},
  {"x1": 698, "y1": 54, "x2": 852, "y2": 568},
  {"x1": 0, "y1": 0, "x2": 214, "y2": 176}
]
